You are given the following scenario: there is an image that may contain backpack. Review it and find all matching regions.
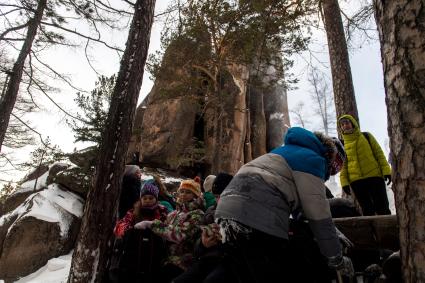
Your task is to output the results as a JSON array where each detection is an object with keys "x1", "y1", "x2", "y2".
[
  {"x1": 109, "y1": 229, "x2": 167, "y2": 283},
  {"x1": 340, "y1": 132, "x2": 371, "y2": 146},
  {"x1": 340, "y1": 132, "x2": 378, "y2": 163}
]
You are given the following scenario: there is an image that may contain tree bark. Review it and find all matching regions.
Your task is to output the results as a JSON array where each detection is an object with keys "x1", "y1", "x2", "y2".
[
  {"x1": 67, "y1": 0, "x2": 156, "y2": 282},
  {"x1": 321, "y1": 0, "x2": 359, "y2": 122},
  {"x1": 374, "y1": 1, "x2": 425, "y2": 281},
  {"x1": 0, "y1": 0, "x2": 46, "y2": 152}
]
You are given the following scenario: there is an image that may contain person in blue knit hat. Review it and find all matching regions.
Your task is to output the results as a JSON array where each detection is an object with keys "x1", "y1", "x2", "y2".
[
  {"x1": 215, "y1": 127, "x2": 353, "y2": 283},
  {"x1": 111, "y1": 182, "x2": 168, "y2": 283}
]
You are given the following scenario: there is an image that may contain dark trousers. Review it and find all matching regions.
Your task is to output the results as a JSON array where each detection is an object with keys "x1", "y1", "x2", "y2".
[
  {"x1": 172, "y1": 259, "x2": 234, "y2": 283},
  {"x1": 160, "y1": 264, "x2": 184, "y2": 283},
  {"x1": 226, "y1": 230, "x2": 290, "y2": 283},
  {"x1": 350, "y1": 177, "x2": 391, "y2": 216}
]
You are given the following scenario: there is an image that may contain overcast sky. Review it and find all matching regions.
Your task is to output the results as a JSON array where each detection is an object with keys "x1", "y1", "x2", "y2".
[{"x1": 2, "y1": 1, "x2": 389, "y2": 184}]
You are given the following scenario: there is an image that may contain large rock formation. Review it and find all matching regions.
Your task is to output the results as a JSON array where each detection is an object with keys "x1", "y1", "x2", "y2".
[{"x1": 128, "y1": 37, "x2": 291, "y2": 176}]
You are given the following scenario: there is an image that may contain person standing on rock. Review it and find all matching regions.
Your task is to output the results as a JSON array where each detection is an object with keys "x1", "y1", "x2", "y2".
[
  {"x1": 338, "y1": 114, "x2": 392, "y2": 216},
  {"x1": 214, "y1": 127, "x2": 353, "y2": 283}
]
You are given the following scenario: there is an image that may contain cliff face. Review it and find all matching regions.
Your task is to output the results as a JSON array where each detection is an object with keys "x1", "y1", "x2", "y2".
[{"x1": 128, "y1": 39, "x2": 290, "y2": 176}]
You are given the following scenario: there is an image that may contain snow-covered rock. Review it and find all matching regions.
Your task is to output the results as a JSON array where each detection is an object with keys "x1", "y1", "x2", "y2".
[
  {"x1": 0, "y1": 161, "x2": 91, "y2": 217},
  {"x1": 0, "y1": 185, "x2": 83, "y2": 282},
  {"x1": 0, "y1": 170, "x2": 51, "y2": 218}
]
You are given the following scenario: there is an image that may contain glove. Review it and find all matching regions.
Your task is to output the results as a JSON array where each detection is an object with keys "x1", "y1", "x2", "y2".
[
  {"x1": 384, "y1": 175, "x2": 392, "y2": 185},
  {"x1": 134, "y1": 220, "x2": 153, "y2": 230},
  {"x1": 336, "y1": 228, "x2": 354, "y2": 250},
  {"x1": 342, "y1": 186, "x2": 351, "y2": 195},
  {"x1": 334, "y1": 256, "x2": 355, "y2": 278}
]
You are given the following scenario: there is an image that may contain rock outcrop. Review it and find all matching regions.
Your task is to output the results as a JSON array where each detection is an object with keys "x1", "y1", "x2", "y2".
[
  {"x1": 128, "y1": 38, "x2": 291, "y2": 176},
  {"x1": 0, "y1": 184, "x2": 83, "y2": 283}
]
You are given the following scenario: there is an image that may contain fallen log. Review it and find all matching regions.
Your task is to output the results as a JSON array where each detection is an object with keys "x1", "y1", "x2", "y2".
[{"x1": 334, "y1": 215, "x2": 399, "y2": 251}]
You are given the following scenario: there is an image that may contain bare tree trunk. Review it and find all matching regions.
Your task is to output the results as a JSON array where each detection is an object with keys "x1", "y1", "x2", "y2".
[
  {"x1": 321, "y1": 0, "x2": 359, "y2": 122},
  {"x1": 374, "y1": 1, "x2": 425, "y2": 281},
  {"x1": 0, "y1": 0, "x2": 46, "y2": 152},
  {"x1": 67, "y1": 0, "x2": 156, "y2": 282}
]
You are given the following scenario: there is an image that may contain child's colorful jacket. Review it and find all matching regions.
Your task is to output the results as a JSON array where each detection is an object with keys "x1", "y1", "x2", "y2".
[{"x1": 150, "y1": 197, "x2": 205, "y2": 270}]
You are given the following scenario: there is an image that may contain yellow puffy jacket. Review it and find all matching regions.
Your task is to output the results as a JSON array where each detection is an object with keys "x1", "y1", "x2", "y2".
[{"x1": 339, "y1": 115, "x2": 391, "y2": 187}]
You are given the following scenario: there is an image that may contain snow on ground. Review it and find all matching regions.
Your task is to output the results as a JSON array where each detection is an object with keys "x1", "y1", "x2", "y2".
[
  {"x1": 13, "y1": 251, "x2": 72, "y2": 283},
  {"x1": 387, "y1": 185, "x2": 396, "y2": 215},
  {"x1": 141, "y1": 172, "x2": 182, "y2": 185},
  {"x1": 163, "y1": 176, "x2": 183, "y2": 184}
]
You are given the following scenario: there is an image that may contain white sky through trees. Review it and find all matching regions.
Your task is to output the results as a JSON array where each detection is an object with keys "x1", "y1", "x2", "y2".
[{"x1": 1, "y1": 0, "x2": 389, "y2": 185}]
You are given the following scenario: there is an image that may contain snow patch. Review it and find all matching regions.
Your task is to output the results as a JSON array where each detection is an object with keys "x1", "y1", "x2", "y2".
[
  {"x1": 16, "y1": 170, "x2": 50, "y2": 195},
  {"x1": 13, "y1": 161, "x2": 77, "y2": 196},
  {"x1": 89, "y1": 247, "x2": 100, "y2": 283},
  {"x1": 142, "y1": 174, "x2": 182, "y2": 184},
  {"x1": 326, "y1": 174, "x2": 396, "y2": 214},
  {"x1": 163, "y1": 177, "x2": 183, "y2": 184},
  {"x1": 0, "y1": 202, "x2": 26, "y2": 228},
  {"x1": 39, "y1": 184, "x2": 84, "y2": 218},
  {"x1": 1, "y1": 184, "x2": 84, "y2": 237},
  {"x1": 269, "y1": 112, "x2": 284, "y2": 121},
  {"x1": 13, "y1": 251, "x2": 72, "y2": 283}
]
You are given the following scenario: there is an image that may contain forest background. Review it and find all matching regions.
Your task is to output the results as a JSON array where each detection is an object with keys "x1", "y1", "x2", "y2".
[{"x1": 0, "y1": 0, "x2": 387, "y2": 187}]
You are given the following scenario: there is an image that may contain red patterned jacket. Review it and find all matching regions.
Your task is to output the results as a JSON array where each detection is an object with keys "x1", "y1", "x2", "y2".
[{"x1": 114, "y1": 204, "x2": 168, "y2": 238}]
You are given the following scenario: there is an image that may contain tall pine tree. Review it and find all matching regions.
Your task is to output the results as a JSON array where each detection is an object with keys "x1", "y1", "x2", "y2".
[{"x1": 67, "y1": 0, "x2": 156, "y2": 281}]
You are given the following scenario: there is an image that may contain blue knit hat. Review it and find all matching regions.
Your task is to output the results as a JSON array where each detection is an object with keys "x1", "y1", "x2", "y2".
[{"x1": 140, "y1": 183, "x2": 159, "y2": 199}]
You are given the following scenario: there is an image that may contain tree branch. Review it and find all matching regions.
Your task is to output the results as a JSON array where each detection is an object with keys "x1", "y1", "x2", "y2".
[
  {"x1": 40, "y1": 21, "x2": 124, "y2": 52},
  {"x1": 10, "y1": 112, "x2": 52, "y2": 149},
  {"x1": 0, "y1": 21, "x2": 29, "y2": 41}
]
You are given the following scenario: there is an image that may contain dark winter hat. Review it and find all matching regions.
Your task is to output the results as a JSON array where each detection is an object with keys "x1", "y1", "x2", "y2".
[
  {"x1": 140, "y1": 183, "x2": 159, "y2": 199},
  {"x1": 329, "y1": 137, "x2": 346, "y2": 175},
  {"x1": 212, "y1": 173, "x2": 233, "y2": 195}
]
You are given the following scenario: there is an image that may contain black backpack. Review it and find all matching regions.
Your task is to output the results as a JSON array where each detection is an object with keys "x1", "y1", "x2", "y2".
[
  {"x1": 109, "y1": 229, "x2": 167, "y2": 283},
  {"x1": 340, "y1": 132, "x2": 371, "y2": 146}
]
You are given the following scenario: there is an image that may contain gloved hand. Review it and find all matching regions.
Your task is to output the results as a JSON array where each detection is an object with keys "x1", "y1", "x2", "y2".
[
  {"x1": 384, "y1": 175, "x2": 392, "y2": 185},
  {"x1": 134, "y1": 220, "x2": 153, "y2": 230},
  {"x1": 336, "y1": 228, "x2": 354, "y2": 250},
  {"x1": 342, "y1": 186, "x2": 351, "y2": 195},
  {"x1": 335, "y1": 256, "x2": 355, "y2": 278}
]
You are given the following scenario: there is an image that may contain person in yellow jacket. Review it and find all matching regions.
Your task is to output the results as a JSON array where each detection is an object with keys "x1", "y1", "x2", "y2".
[{"x1": 338, "y1": 114, "x2": 392, "y2": 215}]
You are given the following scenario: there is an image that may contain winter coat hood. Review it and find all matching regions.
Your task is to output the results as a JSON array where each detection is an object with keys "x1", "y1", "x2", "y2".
[
  {"x1": 284, "y1": 127, "x2": 327, "y2": 157},
  {"x1": 339, "y1": 114, "x2": 361, "y2": 140}
]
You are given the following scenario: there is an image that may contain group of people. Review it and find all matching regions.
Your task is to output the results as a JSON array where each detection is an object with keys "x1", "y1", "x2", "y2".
[{"x1": 109, "y1": 114, "x2": 393, "y2": 283}]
